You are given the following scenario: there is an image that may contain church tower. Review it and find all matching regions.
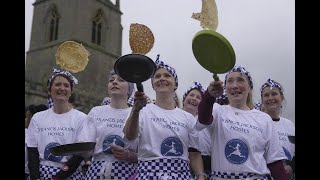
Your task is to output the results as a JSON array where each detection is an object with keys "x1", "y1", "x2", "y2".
[{"x1": 25, "y1": 0, "x2": 122, "y2": 113}]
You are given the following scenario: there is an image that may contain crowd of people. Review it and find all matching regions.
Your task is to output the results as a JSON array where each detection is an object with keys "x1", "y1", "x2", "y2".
[{"x1": 25, "y1": 55, "x2": 295, "y2": 180}]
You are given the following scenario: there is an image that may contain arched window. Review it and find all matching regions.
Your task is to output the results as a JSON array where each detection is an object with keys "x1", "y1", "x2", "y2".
[
  {"x1": 92, "y1": 10, "x2": 104, "y2": 45},
  {"x1": 49, "y1": 7, "x2": 59, "y2": 41}
]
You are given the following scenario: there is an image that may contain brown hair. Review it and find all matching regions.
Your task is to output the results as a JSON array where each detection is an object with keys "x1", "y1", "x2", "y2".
[{"x1": 47, "y1": 74, "x2": 74, "y2": 92}]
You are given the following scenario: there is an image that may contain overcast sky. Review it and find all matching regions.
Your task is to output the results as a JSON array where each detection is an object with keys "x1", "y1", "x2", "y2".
[{"x1": 25, "y1": 0, "x2": 295, "y2": 122}]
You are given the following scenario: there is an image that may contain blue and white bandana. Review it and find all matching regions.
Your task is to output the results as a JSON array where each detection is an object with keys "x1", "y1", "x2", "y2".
[
  {"x1": 260, "y1": 78, "x2": 283, "y2": 94},
  {"x1": 101, "y1": 97, "x2": 112, "y2": 106},
  {"x1": 254, "y1": 100, "x2": 262, "y2": 110},
  {"x1": 47, "y1": 67, "x2": 78, "y2": 108},
  {"x1": 225, "y1": 66, "x2": 253, "y2": 89},
  {"x1": 182, "y1": 81, "x2": 205, "y2": 103},
  {"x1": 127, "y1": 96, "x2": 135, "y2": 107},
  {"x1": 48, "y1": 67, "x2": 79, "y2": 86},
  {"x1": 152, "y1": 54, "x2": 178, "y2": 90},
  {"x1": 48, "y1": 98, "x2": 54, "y2": 109},
  {"x1": 216, "y1": 89, "x2": 228, "y2": 101},
  {"x1": 101, "y1": 96, "x2": 135, "y2": 107}
]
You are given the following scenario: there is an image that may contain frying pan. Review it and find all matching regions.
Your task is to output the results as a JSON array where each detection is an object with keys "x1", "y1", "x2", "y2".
[
  {"x1": 114, "y1": 53, "x2": 156, "y2": 92},
  {"x1": 192, "y1": 30, "x2": 236, "y2": 81},
  {"x1": 288, "y1": 135, "x2": 295, "y2": 144},
  {"x1": 49, "y1": 142, "x2": 96, "y2": 156}
]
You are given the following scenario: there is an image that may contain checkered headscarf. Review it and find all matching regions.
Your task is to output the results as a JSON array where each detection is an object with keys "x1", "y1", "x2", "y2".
[
  {"x1": 260, "y1": 78, "x2": 283, "y2": 94},
  {"x1": 48, "y1": 97, "x2": 54, "y2": 108},
  {"x1": 127, "y1": 97, "x2": 135, "y2": 107},
  {"x1": 225, "y1": 66, "x2": 253, "y2": 89},
  {"x1": 48, "y1": 67, "x2": 79, "y2": 86},
  {"x1": 152, "y1": 54, "x2": 178, "y2": 90},
  {"x1": 216, "y1": 89, "x2": 227, "y2": 101},
  {"x1": 254, "y1": 101, "x2": 262, "y2": 110},
  {"x1": 101, "y1": 96, "x2": 135, "y2": 107},
  {"x1": 101, "y1": 97, "x2": 112, "y2": 106},
  {"x1": 47, "y1": 67, "x2": 78, "y2": 108},
  {"x1": 109, "y1": 69, "x2": 134, "y2": 99},
  {"x1": 128, "y1": 96, "x2": 152, "y2": 105},
  {"x1": 182, "y1": 81, "x2": 205, "y2": 103}
]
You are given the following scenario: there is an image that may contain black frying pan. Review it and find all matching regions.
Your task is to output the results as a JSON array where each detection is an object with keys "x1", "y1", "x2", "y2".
[
  {"x1": 192, "y1": 30, "x2": 236, "y2": 81},
  {"x1": 114, "y1": 53, "x2": 156, "y2": 92},
  {"x1": 288, "y1": 135, "x2": 295, "y2": 144},
  {"x1": 49, "y1": 142, "x2": 96, "y2": 156}
]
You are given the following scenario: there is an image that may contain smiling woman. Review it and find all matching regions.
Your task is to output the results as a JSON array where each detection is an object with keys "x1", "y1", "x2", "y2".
[
  {"x1": 123, "y1": 55, "x2": 206, "y2": 180},
  {"x1": 260, "y1": 78, "x2": 295, "y2": 179},
  {"x1": 26, "y1": 67, "x2": 95, "y2": 180},
  {"x1": 196, "y1": 66, "x2": 289, "y2": 180}
]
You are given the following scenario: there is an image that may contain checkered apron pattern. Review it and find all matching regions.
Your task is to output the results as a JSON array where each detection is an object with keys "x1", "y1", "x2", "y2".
[
  {"x1": 84, "y1": 160, "x2": 137, "y2": 180},
  {"x1": 39, "y1": 165, "x2": 83, "y2": 180},
  {"x1": 137, "y1": 158, "x2": 191, "y2": 180},
  {"x1": 110, "y1": 161, "x2": 138, "y2": 179},
  {"x1": 84, "y1": 161, "x2": 105, "y2": 180},
  {"x1": 210, "y1": 171, "x2": 269, "y2": 180}
]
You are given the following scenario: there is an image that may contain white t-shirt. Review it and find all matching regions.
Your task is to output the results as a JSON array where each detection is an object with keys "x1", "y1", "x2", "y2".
[
  {"x1": 25, "y1": 128, "x2": 29, "y2": 174},
  {"x1": 26, "y1": 108, "x2": 90, "y2": 167},
  {"x1": 273, "y1": 117, "x2": 295, "y2": 160},
  {"x1": 198, "y1": 128, "x2": 212, "y2": 156},
  {"x1": 195, "y1": 104, "x2": 286, "y2": 176},
  {"x1": 87, "y1": 105, "x2": 135, "y2": 162},
  {"x1": 197, "y1": 103, "x2": 220, "y2": 156},
  {"x1": 136, "y1": 103, "x2": 199, "y2": 161}
]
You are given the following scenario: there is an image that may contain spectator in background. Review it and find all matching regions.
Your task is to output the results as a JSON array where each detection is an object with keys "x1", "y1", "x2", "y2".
[
  {"x1": 181, "y1": 81, "x2": 209, "y2": 179},
  {"x1": 25, "y1": 104, "x2": 48, "y2": 180},
  {"x1": 260, "y1": 78, "x2": 295, "y2": 179}
]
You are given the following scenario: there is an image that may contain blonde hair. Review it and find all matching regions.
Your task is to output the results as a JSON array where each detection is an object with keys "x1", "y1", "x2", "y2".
[
  {"x1": 174, "y1": 92, "x2": 181, "y2": 108},
  {"x1": 247, "y1": 91, "x2": 254, "y2": 110}
]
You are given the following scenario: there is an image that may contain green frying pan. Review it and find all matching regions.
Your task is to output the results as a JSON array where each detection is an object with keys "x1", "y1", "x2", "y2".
[{"x1": 192, "y1": 30, "x2": 236, "y2": 81}]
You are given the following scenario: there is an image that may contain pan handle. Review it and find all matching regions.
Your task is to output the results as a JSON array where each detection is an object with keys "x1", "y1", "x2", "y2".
[
  {"x1": 136, "y1": 82, "x2": 144, "y2": 92},
  {"x1": 213, "y1": 74, "x2": 219, "y2": 81}
]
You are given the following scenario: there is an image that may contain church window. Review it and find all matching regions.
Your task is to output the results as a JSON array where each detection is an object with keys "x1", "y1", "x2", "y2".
[
  {"x1": 48, "y1": 6, "x2": 59, "y2": 41},
  {"x1": 92, "y1": 10, "x2": 103, "y2": 45}
]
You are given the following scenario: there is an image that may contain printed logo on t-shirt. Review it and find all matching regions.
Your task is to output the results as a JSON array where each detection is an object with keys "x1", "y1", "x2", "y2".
[
  {"x1": 102, "y1": 135, "x2": 124, "y2": 154},
  {"x1": 161, "y1": 137, "x2": 183, "y2": 156},
  {"x1": 157, "y1": 172, "x2": 178, "y2": 179},
  {"x1": 225, "y1": 139, "x2": 249, "y2": 164},
  {"x1": 44, "y1": 142, "x2": 63, "y2": 162},
  {"x1": 282, "y1": 147, "x2": 292, "y2": 160}
]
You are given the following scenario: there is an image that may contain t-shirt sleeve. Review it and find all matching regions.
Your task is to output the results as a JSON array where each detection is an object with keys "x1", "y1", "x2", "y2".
[
  {"x1": 76, "y1": 110, "x2": 96, "y2": 142},
  {"x1": 264, "y1": 118, "x2": 287, "y2": 164},
  {"x1": 77, "y1": 116, "x2": 96, "y2": 142},
  {"x1": 188, "y1": 116, "x2": 200, "y2": 151},
  {"x1": 196, "y1": 103, "x2": 220, "y2": 131},
  {"x1": 26, "y1": 116, "x2": 39, "y2": 148}
]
